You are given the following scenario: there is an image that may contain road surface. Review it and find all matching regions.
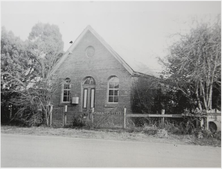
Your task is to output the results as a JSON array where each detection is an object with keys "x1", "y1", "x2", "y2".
[{"x1": 1, "y1": 133, "x2": 221, "y2": 167}]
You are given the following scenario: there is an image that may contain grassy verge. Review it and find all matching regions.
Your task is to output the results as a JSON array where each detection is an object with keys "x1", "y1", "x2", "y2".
[{"x1": 1, "y1": 125, "x2": 220, "y2": 147}]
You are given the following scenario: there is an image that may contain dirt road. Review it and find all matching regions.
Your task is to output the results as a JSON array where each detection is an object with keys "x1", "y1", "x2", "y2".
[{"x1": 1, "y1": 133, "x2": 221, "y2": 167}]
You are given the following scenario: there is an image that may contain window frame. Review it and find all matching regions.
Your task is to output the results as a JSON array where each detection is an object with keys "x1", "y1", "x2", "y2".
[
  {"x1": 90, "y1": 88, "x2": 95, "y2": 108},
  {"x1": 61, "y1": 78, "x2": 71, "y2": 103},
  {"x1": 107, "y1": 76, "x2": 119, "y2": 104},
  {"x1": 82, "y1": 88, "x2": 88, "y2": 109}
]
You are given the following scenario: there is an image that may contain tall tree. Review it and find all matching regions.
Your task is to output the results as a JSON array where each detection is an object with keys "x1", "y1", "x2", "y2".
[
  {"x1": 1, "y1": 23, "x2": 64, "y2": 126},
  {"x1": 162, "y1": 18, "x2": 221, "y2": 111},
  {"x1": 1, "y1": 27, "x2": 29, "y2": 122},
  {"x1": 28, "y1": 22, "x2": 64, "y2": 78},
  {"x1": 26, "y1": 23, "x2": 64, "y2": 126}
]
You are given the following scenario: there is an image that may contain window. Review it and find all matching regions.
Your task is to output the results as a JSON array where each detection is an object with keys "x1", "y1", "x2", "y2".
[
  {"x1": 108, "y1": 76, "x2": 119, "y2": 103},
  {"x1": 85, "y1": 46, "x2": 95, "y2": 57},
  {"x1": 83, "y1": 88, "x2": 88, "y2": 108},
  {"x1": 90, "y1": 88, "x2": 95, "y2": 108},
  {"x1": 84, "y1": 77, "x2": 95, "y2": 85},
  {"x1": 62, "y1": 78, "x2": 71, "y2": 103}
]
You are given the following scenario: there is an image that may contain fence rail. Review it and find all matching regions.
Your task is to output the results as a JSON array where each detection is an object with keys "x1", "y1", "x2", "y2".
[
  {"x1": 124, "y1": 109, "x2": 221, "y2": 130},
  {"x1": 127, "y1": 114, "x2": 183, "y2": 118},
  {"x1": 52, "y1": 106, "x2": 221, "y2": 131}
]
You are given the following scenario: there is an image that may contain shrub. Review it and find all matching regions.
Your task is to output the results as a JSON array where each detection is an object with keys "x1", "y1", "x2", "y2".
[
  {"x1": 156, "y1": 129, "x2": 168, "y2": 138},
  {"x1": 142, "y1": 125, "x2": 158, "y2": 135},
  {"x1": 214, "y1": 131, "x2": 221, "y2": 140},
  {"x1": 164, "y1": 121, "x2": 181, "y2": 134},
  {"x1": 198, "y1": 130, "x2": 221, "y2": 140},
  {"x1": 201, "y1": 129, "x2": 213, "y2": 138},
  {"x1": 72, "y1": 113, "x2": 87, "y2": 127}
]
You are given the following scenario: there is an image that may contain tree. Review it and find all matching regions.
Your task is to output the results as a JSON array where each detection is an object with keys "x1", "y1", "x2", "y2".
[
  {"x1": 162, "y1": 18, "x2": 221, "y2": 111},
  {"x1": 26, "y1": 23, "x2": 64, "y2": 126},
  {"x1": 28, "y1": 22, "x2": 64, "y2": 78},
  {"x1": 1, "y1": 27, "x2": 29, "y2": 123},
  {"x1": 131, "y1": 76, "x2": 159, "y2": 114},
  {"x1": 1, "y1": 23, "x2": 64, "y2": 126}
]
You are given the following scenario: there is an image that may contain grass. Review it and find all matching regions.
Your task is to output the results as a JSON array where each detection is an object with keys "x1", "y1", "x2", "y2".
[{"x1": 1, "y1": 125, "x2": 221, "y2": 147}]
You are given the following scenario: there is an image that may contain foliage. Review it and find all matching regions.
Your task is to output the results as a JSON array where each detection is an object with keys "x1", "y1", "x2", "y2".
[
  {"x1": 127, "y1": 117, "x2": 221, "y2": 142},
  {"x1": 130, "y1": 76, "x2": 197, "y2": 127},
  {"x1": 28, "y1": 23, "x2": 64, "y2": 78},
  {"x1": 141, "y1": 125, "x2": 158, "y2": 135},
  {"x1": 1, "y1": 23, "x2": 64, "y2": 126},
  {"x1": 161, "y1": 18, "x2": 221, "y2": 111},
  {"x1": 131, "y1": 76, "x2": 159, "y2": 115},
  {"x1": 72, "y1": 113, "x2": 88, "y2": 128},
  {"x1": 72, "y1": 108, "x2": 124, "y2": 129},
  {"x1": 1, "y1": 27, "x2": 29, "y2": 123}
]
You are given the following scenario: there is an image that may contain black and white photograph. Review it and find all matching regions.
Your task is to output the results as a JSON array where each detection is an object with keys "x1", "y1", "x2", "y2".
[{"x1": 1, "y1": 1, "x2": 221, "y2": 167}]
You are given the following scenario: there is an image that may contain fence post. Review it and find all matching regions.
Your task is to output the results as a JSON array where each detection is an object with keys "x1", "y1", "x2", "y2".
[
  {"x1": 201, "y1": 110, "x2": 206, "y2": 129},
  {"x1": 200, "y1": 118, "x2": 204, "y2": 128},
  {"x1": 9, "y1": 105, "x2": 12, "y2": 119},
  {"x1": 206, "y1": 114, "x2": 209, "y2": 130},
  {"x1": 91, "y1": 108, "x2": 94, "y2": 123},
  {"x1": 64, "y1": 105, "x2": 67, "y2": 126},
  {"x1": 123, "y1": 108, "x2": 127, "y2": 129},
  {"x1": 49, "y1": 105, "x2": 53, "y2": 127},
  {"x1": 214, "y1": 109, "x2": 217, "y2": 121},
  {"x1": 161, "y1": 109, "x2": 165, "y2": 125}
]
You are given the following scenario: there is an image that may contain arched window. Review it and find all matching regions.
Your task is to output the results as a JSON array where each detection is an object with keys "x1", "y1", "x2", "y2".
[
  {"x1": 108, "y1": 76, "x2": 119, "y2": 103},
  {"x1": 83, "y1": 77, "x2": 96, "y2": 85},
  {"x1": 62, "y1": 78, "x2": 71, "y2": 103}
]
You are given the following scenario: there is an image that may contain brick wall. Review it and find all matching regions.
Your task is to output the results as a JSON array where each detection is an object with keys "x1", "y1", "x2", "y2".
[{"x1": 51, "y1": 30, "x2": 133, "y2": 127}]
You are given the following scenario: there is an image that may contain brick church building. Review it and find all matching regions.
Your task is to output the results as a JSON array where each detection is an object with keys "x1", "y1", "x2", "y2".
[{"x1": 49, "y1": 26, "x2": 155, "y2": 127}]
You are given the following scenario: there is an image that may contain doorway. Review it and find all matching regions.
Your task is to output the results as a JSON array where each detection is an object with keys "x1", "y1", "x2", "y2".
[{"x1": 82, "y1": 77, "x2": 96, "y2": 112}]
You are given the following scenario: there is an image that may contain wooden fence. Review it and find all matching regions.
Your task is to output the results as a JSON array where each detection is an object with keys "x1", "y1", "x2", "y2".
[
  {"x1": 52, "y1": 105, "x2": 221, "y2": 131},
  {"x1": 123, "y1": 109, "x2": 221, "y2": 131}
]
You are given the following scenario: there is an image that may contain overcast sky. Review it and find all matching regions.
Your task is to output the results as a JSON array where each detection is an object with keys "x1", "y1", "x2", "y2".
[{"x1": 1, "y1": 1, "x2": 221, "y2": 73}]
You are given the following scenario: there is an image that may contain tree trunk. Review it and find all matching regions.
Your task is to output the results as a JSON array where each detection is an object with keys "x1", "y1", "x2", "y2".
[
  {"x1": 208, "y1": 84, "x2": 213, "y2": 110},
  {"x1": 196, "y1": 86, "x2": 202, "y2": 111},
  {"x1": 200, "y1": 81, "x2": 208, "y2": 110},
  {"x1": 45, "y1": 112, "x2": 49, "y2": 126}
]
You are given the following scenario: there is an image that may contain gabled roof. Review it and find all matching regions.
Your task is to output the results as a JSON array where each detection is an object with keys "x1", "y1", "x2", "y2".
[{"x1": 48, "y1": 25, "x2": 155, "y2": 78}]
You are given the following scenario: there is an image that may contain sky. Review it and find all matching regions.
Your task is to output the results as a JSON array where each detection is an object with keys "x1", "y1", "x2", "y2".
[{"x1": 1, "y1": 1, "x2": 221, "y2": 74}]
